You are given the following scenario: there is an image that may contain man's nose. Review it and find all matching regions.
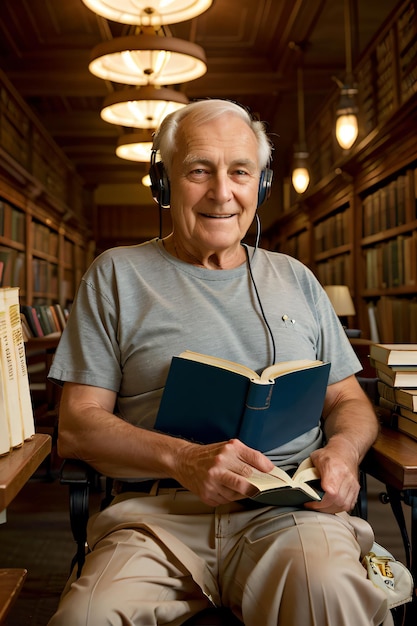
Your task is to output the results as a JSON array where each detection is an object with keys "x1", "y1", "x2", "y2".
[{"x1": 208, "y1": 173, "x2": 233, "y2": 203}]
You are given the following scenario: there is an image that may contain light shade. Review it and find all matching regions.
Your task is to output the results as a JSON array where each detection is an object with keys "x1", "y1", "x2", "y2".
[
  {"x1": 81, "y1": 0, "x2": 213, "y2": 25},
  {"x1": 336, "y1": 113, "x2": 358, "y2": 150},
  {"x1": 101, "y1": 86, "x2": 188, "y2": 128},
  {"x1": 291, "y1": 150, "x2": 310, "y2": 194},
  {"x1": 142, "y1": 174, "x2": 152, "y2": 186},
  {"x1": 324, "y1": 285, "x2": 356, "y2": 316},
  {"x1": 89, "y1": 35, "x2": 207, "y2": 85},
  {"x1": 116, "y1": 129, "x2": 154, "y2": 161},
  {"x1": 335, "y1": 85, "x2": 358, "y2": 150}
]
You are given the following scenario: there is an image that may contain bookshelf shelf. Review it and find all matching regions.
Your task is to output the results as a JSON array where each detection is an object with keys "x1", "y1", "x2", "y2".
[
  {"x1": 361, "y1": 285, "x2": 417, "y2": 297},
  {"x1": 361, "y1": 219, "x2": 417, "y2": 246},
  {"x1": 0, "y1": 237, "x2": 24, "y2": 252},
  {"x1": 314, "y1": 243, "x2": 352, "y2": 262}
]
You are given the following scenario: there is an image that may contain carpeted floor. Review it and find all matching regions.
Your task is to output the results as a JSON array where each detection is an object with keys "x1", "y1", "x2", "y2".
[{"x1": 0, "y1": 465, "x2": 412, "y2": 626}]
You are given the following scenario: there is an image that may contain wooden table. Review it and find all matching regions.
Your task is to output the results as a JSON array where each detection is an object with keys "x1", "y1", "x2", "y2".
[
  {"x1": 0, "y1": 433, "x2": 52, "y2": 624},
  {"x1": 362, "y1": 426, "x2": 417, "y2": 625}
]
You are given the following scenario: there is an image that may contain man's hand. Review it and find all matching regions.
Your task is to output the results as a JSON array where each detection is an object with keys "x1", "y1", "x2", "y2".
[
  {"x1": 172, "y1": 438, "x2": 275, "y2": 506},
  {"x1": 305, "y1": 375, "x2": 379, "y2": 514},
  {"x1": 305, "y1": 439, "x2": 361, "y2": 514}
]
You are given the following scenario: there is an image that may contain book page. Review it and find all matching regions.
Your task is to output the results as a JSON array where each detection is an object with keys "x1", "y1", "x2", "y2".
[
  {"x1": 246, "y1": 467, "x2": 291, "y2": 490},
  {"x1": 180, "y1": 350, "x2": 324, "y2": 383},
  {"x1": 260, "y1": 359, "x2": 323, "y2": 381},
  {"x1": 179, "y1": 350, "x2": 257, "y2": 379},
  {"x1": 292, "y1": 457, "x2": 320, "y2": 483},
  {"x1": 246, "y1": 464, "x2": 321, "y2": 501}
]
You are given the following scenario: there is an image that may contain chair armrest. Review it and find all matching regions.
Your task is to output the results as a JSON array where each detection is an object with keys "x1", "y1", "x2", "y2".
[{"x1": 60, "y1": 458, "x2": 95, "y2": 485}]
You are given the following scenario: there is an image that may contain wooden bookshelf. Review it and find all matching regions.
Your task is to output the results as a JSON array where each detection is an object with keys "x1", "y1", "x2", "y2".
[
  {"x1": 0, "y1": 434, "x2": 51, "y2": 511},
  {"x1": 0, "y1": 434, "x2": 51, "y2": 624},
  {"x1": 264, "y1": 0, "x2": 417, "y2": 343},
  {"x1": 0, "y1": 188, "x2": 90, "y2": 307},
  {"x1": 0, "y1": 64, "x2": 92, "y2": 310}
]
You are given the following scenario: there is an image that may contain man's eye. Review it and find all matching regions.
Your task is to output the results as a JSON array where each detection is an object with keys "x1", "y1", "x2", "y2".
[{"x1": 188, "y1": 168, "x2": 209, "y2": 180}]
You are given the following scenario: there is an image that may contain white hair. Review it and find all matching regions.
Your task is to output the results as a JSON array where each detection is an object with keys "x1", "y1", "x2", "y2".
[{"x1": 152, "y1": 99, "x2": 273, "y2": 174}]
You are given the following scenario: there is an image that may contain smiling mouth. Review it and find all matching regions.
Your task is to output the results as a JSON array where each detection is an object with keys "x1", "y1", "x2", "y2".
[{"x1": 201, "y1": 213, "x2": 235, "y2": 218}]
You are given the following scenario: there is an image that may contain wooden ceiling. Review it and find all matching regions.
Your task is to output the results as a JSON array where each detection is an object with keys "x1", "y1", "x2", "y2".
[{"x1": 0, "y1": 0, "x2": 401, "y2": 236}]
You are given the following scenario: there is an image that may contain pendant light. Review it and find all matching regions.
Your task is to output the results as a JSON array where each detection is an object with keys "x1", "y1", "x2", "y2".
[
  {"x1": 335, "y1": 0, "x2": 359, "y2": 150},
  {"x1": 291, "y1": 67, "x2": 310, "y2": 195},
  {"x1": 101, "y1": 85, "x2": 188, "y2": 129},
  {"x1": 81, "y1": 0, "x2": 213, "y2": 26},
  {"x1": 89, "y1": 31, "x2": 207, "y2": 86},
  {"x1": 116, "y1": 129, "x2": 155, "y2": 162}
]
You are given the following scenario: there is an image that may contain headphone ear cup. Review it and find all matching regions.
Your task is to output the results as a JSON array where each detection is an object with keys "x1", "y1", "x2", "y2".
[
  {"x1": 257, "y1": 168, "x2": 273, "y2": 208},
  {"x1": 149, "y1": 161, "x2": 171, "y2": 208}
]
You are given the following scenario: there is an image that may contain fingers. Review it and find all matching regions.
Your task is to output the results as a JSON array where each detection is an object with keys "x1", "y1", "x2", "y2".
[{"x1": 173, "y1": 439, "x2": 269, "y2": 505}]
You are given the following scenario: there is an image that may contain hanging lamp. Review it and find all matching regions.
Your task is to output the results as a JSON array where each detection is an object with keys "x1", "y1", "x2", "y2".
[
  {"x1": 81, "y1": 0, "x2": 213, "y2": 26},
  {"x1": 89, "y1": 32, "x2": 207, "y2": 85},
  {"x1": 335, "y1": 0, "x2": 359, "y2": 150},
  {"x1": 291, "y1": 67, "x2": 310, "y2": 194},
  {"x1": 101, "y1": 85, "x2": 188, "y2": 129},
  {"x1": 116, "y1": 129, "x2": 155, "y2": 162}
]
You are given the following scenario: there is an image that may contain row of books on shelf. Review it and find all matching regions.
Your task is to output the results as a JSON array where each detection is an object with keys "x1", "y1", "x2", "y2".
[
  {"x1": 316, "y1": 253, "x2": 351, "y2": 287},
  {"x1": 368, "y1": 298, "x2": 417, "y2": 344},
  {"x1": 362, "y1": 174, "x2": 408, "y2": 237},
  {"x1": 0, "y1": 287, "x2": 35, "y2": 455},
  {"x1": 314, "y1": 208, "x2": 350, "y2": 253},
  {"x1": 20, "y1": 302, "x2": 67, "y2": 339},
  {"x1": 0, "y1": 246, "x2": 25, "y2": 288},
  {"x1": 0, "y1": 200, "x2": 26, "y2": 243},
  {"x1": 364, "y1": 232, "x2": 417, "y2": 290},
  {"x1": 370, "y1": 343, "x2": 417, "y2": 443},
  {"x1": 31, "y1": 220, "x2": 59, "y2": 257}
]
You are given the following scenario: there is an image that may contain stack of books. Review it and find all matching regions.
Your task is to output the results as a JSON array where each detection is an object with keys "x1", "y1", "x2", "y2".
[{"x1": 370, "y1": 343, "x2": 417, "y2": 441}]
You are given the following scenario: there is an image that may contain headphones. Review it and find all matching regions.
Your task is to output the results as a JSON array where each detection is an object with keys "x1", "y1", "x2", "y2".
[{"x1": 149, "y1": 150, "x2": 273, "y2": 210}]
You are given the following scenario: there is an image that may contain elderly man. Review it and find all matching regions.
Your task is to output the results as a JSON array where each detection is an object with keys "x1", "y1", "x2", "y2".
[{"x1": 48, "y1": 99, "x2": 391, "y2": 626}]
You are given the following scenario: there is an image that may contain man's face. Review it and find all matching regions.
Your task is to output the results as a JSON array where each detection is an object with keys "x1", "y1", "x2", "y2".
[{"x1": 168, "y1": 112, "x2": 261, "y2": 257}]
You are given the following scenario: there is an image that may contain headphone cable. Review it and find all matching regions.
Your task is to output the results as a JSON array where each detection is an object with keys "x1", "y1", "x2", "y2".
[{"x1": 242, "y1": 241, "x2": 277, "y2": 366}]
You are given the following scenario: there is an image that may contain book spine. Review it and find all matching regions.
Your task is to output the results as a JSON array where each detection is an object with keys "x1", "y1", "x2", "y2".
[
  {"x1": 238, "y1": 382, "x2": 274, "y2": 447},
  {"x1": 0, "y1": 290, "x2": 23, "y2": 448},
  {"x1": 6, "y1": 289, "x2": 35, "y2": 440},
  {"x1": 0, "y1": 363, "x2": 9, "y2": 454}
]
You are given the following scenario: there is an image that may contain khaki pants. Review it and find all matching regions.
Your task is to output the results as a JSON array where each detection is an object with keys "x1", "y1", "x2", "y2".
[{"x1": 48, "y1": 488, "x2": 391, "y2": 626}]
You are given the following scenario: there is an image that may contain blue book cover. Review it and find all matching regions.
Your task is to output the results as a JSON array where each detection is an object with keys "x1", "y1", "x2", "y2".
[{"x1": 155, "y1": 352, "x2": 331, "y2": 452}]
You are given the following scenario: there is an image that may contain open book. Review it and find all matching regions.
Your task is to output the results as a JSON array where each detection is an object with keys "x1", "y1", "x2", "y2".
[
  {"x1": 155, "y1": 351, "x2": 331, "y2": 452},
  {"x1": 243, "y1": 457, "x2": 322, "y2": 506}
]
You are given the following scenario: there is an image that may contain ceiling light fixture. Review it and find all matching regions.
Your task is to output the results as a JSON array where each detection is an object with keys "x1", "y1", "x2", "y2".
[
  {"x1": 101, "y1": 85, "x2": 188, "y2": 128},
  {"x1": 81, "y1": 0, "x2": 213, "y2": 26},
  {"x1": 89, "y1": 33, "x2": 207, "y2": 85},
  {"x1": 291, "y1": 67, "x2": 310, "y2": 195},
  {"x1": 335, "y1": 0, "x2": 359, "y2": 150},
  {"x1": 116, "y1": 129, "x2": 155, "y2": 162}
]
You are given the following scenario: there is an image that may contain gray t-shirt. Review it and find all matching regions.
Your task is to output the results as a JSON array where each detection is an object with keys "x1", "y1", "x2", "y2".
[{"x1": 49, "y1": 238, "x2": 361, "y2": 466}]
